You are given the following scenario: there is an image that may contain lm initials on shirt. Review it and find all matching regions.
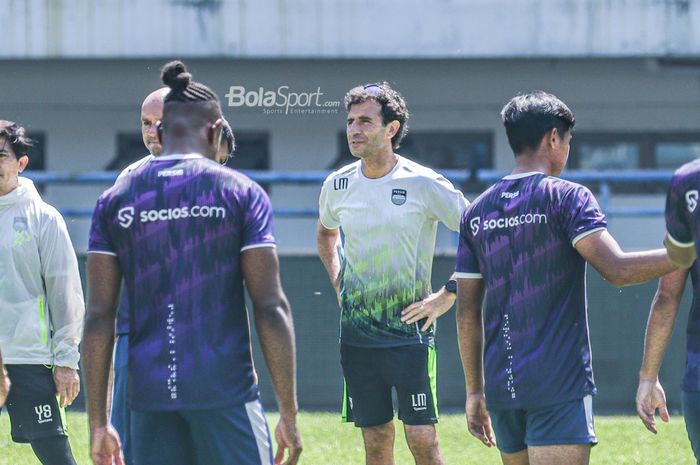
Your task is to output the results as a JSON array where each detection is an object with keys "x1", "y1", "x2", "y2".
[{"x1": 35, "y1": 404, "x2": 53, "y2": 424}]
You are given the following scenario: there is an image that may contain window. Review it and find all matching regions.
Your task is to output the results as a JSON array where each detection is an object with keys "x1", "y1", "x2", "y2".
[
  {"x1": 26, "y1": 132, "x2": 46, "y2": 171},
  {"x1": 569, "y1": 133, "x2": 700, "y2": 170},
  {"x1": 222, "y1": 132, "x2": 270, "y2": 171},
  {"x1": 111, "y1": 131, "x2": 270, "y2": 172},
  {"x1": 332, "y1": 131, "x2": 493, "y2": 190},
  {"x1": 109, "y1": 133, "x2": 149, "y2": 171},
  {"x1": 568, "y1": 132, "x2": 700, "y2": 192}
]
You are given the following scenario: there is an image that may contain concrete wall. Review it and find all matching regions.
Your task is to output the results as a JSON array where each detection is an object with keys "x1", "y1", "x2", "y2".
[
  {"x1": 2, "y1": 0, "x2": 700, "y2": 58},
  {"x1": 0, "y1": 58, "x2": 696, "y2": 250}
]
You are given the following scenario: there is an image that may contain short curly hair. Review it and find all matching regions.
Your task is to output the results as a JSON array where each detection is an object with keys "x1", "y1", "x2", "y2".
[
  {"x1": 344, "y1": 82, "x2": 410, "y2": 150},
  {"x1": 0, "y1": 120, "x2": 33, "y2": 158}
]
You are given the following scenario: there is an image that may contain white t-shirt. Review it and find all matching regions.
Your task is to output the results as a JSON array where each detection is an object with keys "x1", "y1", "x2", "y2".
[{"x1": 319, "y1": 155, "x2": 468, "y2": 347}]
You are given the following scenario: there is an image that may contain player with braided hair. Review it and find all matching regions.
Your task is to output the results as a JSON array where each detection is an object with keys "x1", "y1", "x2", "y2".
[{"x1": 84, "y1": 61, "x2": 302, "y2": 465}]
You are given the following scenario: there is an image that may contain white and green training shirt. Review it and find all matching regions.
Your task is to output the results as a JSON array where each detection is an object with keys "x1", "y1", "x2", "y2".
[{"x1": 319, "y1": 155, "x2": 468, "y2": 348}]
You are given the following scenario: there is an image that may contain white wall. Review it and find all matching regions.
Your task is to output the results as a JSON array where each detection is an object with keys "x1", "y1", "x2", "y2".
[
  {"x1": 0, "y1": 57, "x2": 698, "y2": 251},
  {"x1": 2, "y1": 0, "x2": 700, "y2": 58}
]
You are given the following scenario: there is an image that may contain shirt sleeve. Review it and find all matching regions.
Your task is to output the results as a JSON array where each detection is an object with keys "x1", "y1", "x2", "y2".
[
  {"x1": 39, "y1": 208, "x2": 85, "y2": 369},
  {"x1": 318, "y1": 179, "x2": 340, "y2": 229},
  {"x1": 665, "y1": 172, "x2": 695, "y2": 247},
  {"x1": 426, "y1": 175, "x2": 469, "y2": 232},
  {"x1": 560, "y1": 185, "x2": 608, "y2": 247},
  {"x1": 87, "y1": 196, "x2": 117, "y2": 255},
  {"x1": 455, "y1": 209, "x2": 482, "y2": 279},
  {"x1": 241, "y1": 182, "x2": 276, "y2": 251}
]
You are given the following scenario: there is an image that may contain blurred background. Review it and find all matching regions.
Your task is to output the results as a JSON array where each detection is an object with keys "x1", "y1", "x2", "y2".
[{"x1": 2, "y1": 0, "x2": 700, "y2": 412}]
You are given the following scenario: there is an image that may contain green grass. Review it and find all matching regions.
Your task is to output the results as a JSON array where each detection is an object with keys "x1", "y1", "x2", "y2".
[{"x1": 0, "y1": 412, "x2": 695, "y2": 465}]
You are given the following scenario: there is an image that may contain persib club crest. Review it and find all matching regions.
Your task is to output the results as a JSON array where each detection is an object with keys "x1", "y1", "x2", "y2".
[
  {"x1": 391, "y1": 189, "x2": 407, "y2": 206},
  {"x1": 13, "y1": 217, "x2": 28, "y2": 232}
]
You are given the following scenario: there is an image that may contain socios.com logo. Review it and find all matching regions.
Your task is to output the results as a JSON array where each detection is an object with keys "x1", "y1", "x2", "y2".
[
  {"x1": 686, "y1": 190, "x2": 698, "y2": 213},
  {"x1": 471, "y1": 212, "x2": 548, "y2": 236},
  {"x1": 117, "y1": 205, "x2": 226, "y2": 228},
  {"x1": 470, "y1": 217, "x2": 481, "y2": 236},
  {"x1": 117, "y1": 207, "x2": 135, "y2": 228}
]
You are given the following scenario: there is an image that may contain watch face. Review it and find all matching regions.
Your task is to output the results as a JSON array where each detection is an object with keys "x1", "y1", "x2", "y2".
[{"x1": 445, "y1": 279, "x2": 457, "y2": 293}]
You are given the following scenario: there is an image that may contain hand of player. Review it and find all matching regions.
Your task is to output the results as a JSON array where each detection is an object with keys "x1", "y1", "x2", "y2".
[
  {"x1": 90, "y1": 425, "x2": 124, "y2": 465},
  {"x1": 466, "y1": 392, "x2": 496, "y2": 447},
  {"x1": 636, "y1": 378, "x2": 670, "y2": 434},
  {"x1": 401, "y1": 289, "x2": 456, "y2": 331},
  {"x1": 274, "y1": 413, "x2": 303, "y2": 465},
  {"x1": 54, "y1": 366, "x2": 80, "y2": 407},
  {"x1": 0, "y1": 367, "x2": 10, "y2": 407}
]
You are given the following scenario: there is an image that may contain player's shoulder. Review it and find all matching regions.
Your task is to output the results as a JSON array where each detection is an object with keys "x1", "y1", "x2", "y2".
[
  {"x1": 396, "y1": 155, "x2": 444, "y2": 181},
  {"x1": 672, "y1": 159, "x2": 700, "y2": 184},
  {"x1": 117, "y1": 154, "x2": 155, "y2": 180},
  {"x1": 322, "y1": 160, "x2": 361, "y2": 188},
  {"x1": 464, "y1": 183, "x2": 499, "y2": 212},
  {"x1": 541, "y1": 175, "x2": 592, "y2": 197}
]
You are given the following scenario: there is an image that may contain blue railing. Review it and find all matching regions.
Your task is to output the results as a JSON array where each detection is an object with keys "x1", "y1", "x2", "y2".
[{"x1": 23, "y1": 169, "x2": 675, "y2": 219}]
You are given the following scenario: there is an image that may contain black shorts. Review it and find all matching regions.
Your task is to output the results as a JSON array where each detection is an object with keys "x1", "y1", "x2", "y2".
[
  {"x1": 340, "y1": 344, "x2": 438, "y2": 427},
  {"x1": 0, "y1": 365, "x2": 69, "y2": 443}
]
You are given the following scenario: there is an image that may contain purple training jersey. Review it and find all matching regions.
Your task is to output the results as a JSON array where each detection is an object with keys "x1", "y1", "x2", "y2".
[
  {"x1": 665, "y1": 159, "x2": 700, "y2": 392},
  {"x1": 88, "y1": 154, "x2": 275, "y2": 411},
  {"x1": 456, "y1": 172, "x2": 607, "y2": 410}
]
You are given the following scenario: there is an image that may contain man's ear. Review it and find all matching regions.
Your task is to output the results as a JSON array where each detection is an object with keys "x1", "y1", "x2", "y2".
[
  {"x1": 386, "y1": 120, "x2": 400, "y2": 140},
  {"x1": 156, "y1": 120, "x2": 164, "y2": 144},
  {"x1": 17, "y1": 155, "x2": 29, "y2": 173}
]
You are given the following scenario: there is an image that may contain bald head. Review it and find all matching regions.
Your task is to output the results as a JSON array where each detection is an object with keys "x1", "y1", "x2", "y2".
[{"x1": 141, "y1": 87, "x2": 169, "y2": 155}]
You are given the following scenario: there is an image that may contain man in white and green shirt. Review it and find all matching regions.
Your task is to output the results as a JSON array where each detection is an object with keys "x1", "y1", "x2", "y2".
[{"x1": 317, "y1": 82, "x2": 468, "y2": 465}]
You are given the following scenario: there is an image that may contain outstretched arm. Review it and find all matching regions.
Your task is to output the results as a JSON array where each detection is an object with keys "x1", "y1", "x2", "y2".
[
  {"x1": 83, "y1": 253, "x2": 124, "y2": 465},
  {"x1": 636, "y1": 268, "x2": 688, "y2": 433},
  {"x1": 575, "y1": 230, "x2": 677, "y2": 287},
  {"x1": 242, "y1": 247, "x2": 302, "y2": 465}
]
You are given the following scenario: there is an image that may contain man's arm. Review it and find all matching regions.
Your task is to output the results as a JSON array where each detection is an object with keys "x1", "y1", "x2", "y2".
[
  {"x1": 83, "y1": 253, "x2": 125, "y2": 465},
  {"x1": 575, "y1": 230, "x2": 677, "y2": 287},
  {"x1": 401, "y1": 274, "x2": 457, "y2": 331},
  {"x1": 242, "y1": 247, "x2": 302, "y2": 465},
  {"x1": 636, "y1": 268, "x2": 688, "y2": 433},
  {"x1": 0, "y1": 349, "x2": 9, "y2": 407},
  {"x1": 456, "y1": 278, "x2": 496, "y2": 447},
  {"x1": 316, "y1": 221, "x2": 342, "y2": 300}
]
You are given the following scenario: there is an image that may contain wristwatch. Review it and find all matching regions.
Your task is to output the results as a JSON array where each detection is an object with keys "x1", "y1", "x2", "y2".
[{"x1": 444, "y1": 279, "x2": 457, "y2": 294}]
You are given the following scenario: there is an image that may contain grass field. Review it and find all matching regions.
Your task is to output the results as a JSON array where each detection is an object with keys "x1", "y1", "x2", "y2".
[{"x1": 0, "y1": 412, "x2": 695, "y2": 465}]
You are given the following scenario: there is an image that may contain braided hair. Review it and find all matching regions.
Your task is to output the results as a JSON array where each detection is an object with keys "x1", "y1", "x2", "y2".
[{"x1": 161, "y1": 61, "x2": 220, "y2": 106}]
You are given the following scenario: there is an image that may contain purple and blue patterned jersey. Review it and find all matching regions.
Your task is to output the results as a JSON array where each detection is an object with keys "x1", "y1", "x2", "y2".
[
  {"x1": 684, "y1": 264, "x2": 700, "y2": 392},
  {"x1": 88, "y1": 154, "x2": 275, "y2": 411},
  {"x1": 665, "y1": 159, "x2": 700, "y2": 392},
  {"x1": 456, "y1": 172, "x2": 607, "y2": 410}
]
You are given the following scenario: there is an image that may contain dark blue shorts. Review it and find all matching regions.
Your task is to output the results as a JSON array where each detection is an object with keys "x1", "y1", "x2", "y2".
[
  {"x1": 110, "y1": 334, "x2": 132, "y2": 465},
  {"x1": 340, "y1": 344, "x2": 438, "y2": 427},
  {"x1": 682, "y1": 390, "x2": 700, "y2": 464},
  {"x1": 131, "y1": 400, "x2": 273, "y2": 465},
  {"x1": 0, "y1": 365, "x2": 69, "y2": 443},
  {"x1": 490, "y1": 395, "x2": 597, "y2": 453}
]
